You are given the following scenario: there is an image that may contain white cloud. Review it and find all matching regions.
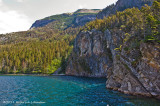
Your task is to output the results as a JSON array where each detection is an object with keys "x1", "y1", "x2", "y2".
[
  {"x1": 0, "y1": 0, "x2": 3, "y2": 6},
  {"x1": 0, "y1": 10, "x2": 31, "y2": 34},
  {"x1": 0, "y1": 0, "x2": 31, "y2": 34},
  {"x1": 16, "y1": 0, "x2": 25, "y2": 3},
  {"x1": 78, "y1": 4, "x2": 87, "y2": 9}
]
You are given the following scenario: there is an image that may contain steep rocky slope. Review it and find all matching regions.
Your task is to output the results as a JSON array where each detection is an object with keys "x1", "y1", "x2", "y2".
[
  {"x1": 66, "y1": 29, "x2": 112, "y2": 77},
  {"x1": 66, "y1": 0, "x2": 160, "y2": 99},
  {"x1": 105, "y1": 29, "x2": 160, "y2": 99},
  {"x1": 66, "y1": 28, "x2": 160, "y2": 99},
  {"x1": 67, "y1": 29, "x2": 160, "y2": 97}
]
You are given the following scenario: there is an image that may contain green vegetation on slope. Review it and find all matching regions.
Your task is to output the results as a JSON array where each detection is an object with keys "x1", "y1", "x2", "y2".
[
  {"x1": 0, "y1": 27, "x2": 79, "y2": 74},
  {"x1": 44, "y1": 12, "x2": 97, "y2": 29},
  {"x1": 83, "y1": 0, "x2": 160, "y2": 43}
]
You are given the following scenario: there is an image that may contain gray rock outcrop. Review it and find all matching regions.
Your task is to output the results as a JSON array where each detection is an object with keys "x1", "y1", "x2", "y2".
[{"x1": 66, "y1": 29, "x2": 112, "y2": 77}]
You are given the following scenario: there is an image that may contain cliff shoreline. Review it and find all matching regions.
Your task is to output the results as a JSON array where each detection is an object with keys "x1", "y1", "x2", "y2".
[{"x1": 66, "y1": 28, "x2": 160, "y2": 100}]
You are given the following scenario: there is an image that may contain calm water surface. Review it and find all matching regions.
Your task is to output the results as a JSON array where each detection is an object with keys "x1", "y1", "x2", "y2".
[{"x1": 0, "y1": 76, "x2": 160, "y2": 106}]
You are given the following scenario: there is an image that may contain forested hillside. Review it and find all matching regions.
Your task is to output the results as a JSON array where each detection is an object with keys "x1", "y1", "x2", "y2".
[{"x1": 0, "y1": 26, "x2": 79, "y2": 74}]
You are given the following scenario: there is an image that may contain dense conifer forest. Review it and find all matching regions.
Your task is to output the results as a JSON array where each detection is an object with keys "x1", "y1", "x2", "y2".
[{"x1": 0, "y1": 27, "x2": 79, "y2": 74}]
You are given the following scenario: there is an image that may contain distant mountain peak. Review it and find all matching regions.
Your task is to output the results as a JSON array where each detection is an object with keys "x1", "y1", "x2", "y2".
[{"x1": 74, "y1": 9, "x2": 101, "y2": 13}]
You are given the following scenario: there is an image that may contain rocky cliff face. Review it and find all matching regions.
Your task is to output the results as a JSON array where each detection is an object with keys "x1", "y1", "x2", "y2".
[
  {"x1": 66, "y1": 29, "x2": 112, "y2": 77},
  {"x1": 66, "y1": 28, "x2": 160, "y2": 99},
  {"x1": 74, "y1": 15, "x2": 97, "y2": 27},
  {"x1": 30, "y1": 19, "x2": 55, "y2": 29},
  {"x1": 104, "y1": 29, "x2": 160, "y2": 99}
]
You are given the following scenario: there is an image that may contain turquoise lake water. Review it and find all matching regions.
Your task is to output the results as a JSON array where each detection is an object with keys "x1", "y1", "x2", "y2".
[{"x1": 0, "y1": 76, "x2": 160, "y2": 106}]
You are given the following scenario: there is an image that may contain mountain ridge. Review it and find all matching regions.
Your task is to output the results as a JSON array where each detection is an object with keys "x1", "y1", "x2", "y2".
[
  {"x1": 97, "y1": 0, "x2": 153, "y2": 19},
  {"x1": 30, "y1": 9, "x2": 101, "y2": 29}
]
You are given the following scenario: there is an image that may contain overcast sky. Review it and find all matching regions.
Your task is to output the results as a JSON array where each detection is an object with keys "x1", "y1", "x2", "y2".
[{"x1": 0, "y1": 0, "x2": 118, "y2": 34}]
